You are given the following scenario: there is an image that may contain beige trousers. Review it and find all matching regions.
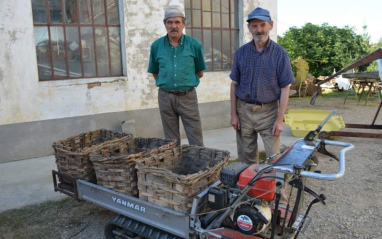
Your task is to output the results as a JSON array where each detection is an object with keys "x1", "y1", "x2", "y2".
[{"x1": 236, "y1": 99, "x2": 280, "y2": 164}]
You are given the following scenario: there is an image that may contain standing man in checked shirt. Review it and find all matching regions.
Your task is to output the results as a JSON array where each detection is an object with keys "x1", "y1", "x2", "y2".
[
  {"x1": 230, "y1": 7, "x2": 295, "y2": 164},
  {"x1": 148, "y1": 5, "x2": 206, "y2": 146}
]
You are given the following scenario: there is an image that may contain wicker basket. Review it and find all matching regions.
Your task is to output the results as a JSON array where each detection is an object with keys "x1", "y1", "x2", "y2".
[
  {"x1": 136, "y1": 145, "x2": 230, "y2": 213},
  {"x1": 89, "y1": 137, "x2": 177, "y2": 196},
  {"x1": 53, "y1": 129, "x2": 133, "y2": 183}
]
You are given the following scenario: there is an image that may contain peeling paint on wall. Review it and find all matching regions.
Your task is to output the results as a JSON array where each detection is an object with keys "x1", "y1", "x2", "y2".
[
  {"x1": 0, "y1": 3, "x2": 14, "y2": 21},
  {"x1": 87, "y1": 82, "x2": 101, "y2": 89},
  {"x1": 7, "y1": 30, "x2": 17, "y2": 43},
  {"x1": 86, "y1": 90, "x2": 92, "y2": 101}
]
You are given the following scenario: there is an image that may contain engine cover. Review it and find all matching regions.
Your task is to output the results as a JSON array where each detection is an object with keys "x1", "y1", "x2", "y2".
[
  {"x1": 236, "y1": 164, "x2": 276, "y2": 200},
  {"x1": 220, "y1": 162, "x2": 249, "y2": 187},
  {"x1": 233, "y1": 205, "x2": 271, "y2": 235}
]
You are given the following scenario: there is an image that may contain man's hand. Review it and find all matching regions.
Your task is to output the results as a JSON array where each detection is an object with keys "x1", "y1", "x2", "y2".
[
  {"x1": 231, "y1": 114, "x2": 241, "y2": 131},
  {"x1": 196, "y1": 71, "x2": 204, "y2": 78},
  {"x1": 272, "y1": 120, "x2": 283, "y2": 136}
]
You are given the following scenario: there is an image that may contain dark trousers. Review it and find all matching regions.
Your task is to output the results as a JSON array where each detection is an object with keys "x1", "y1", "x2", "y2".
[{"x1": 158, "y1": 88, "x2": 204, "y2": 146}]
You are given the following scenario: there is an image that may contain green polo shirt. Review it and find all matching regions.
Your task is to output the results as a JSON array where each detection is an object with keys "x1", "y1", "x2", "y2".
[{"x1": 148, "y1": 34, "x2": 206, "y2": 91}]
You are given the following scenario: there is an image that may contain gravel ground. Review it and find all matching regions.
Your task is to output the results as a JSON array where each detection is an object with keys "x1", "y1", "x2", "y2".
[
  {"x1": 303, "y1": 138, "x2": 382, "y2": 239},
  {"x1": 289, "y1": 96, "x2": 382, "y2": 239}
]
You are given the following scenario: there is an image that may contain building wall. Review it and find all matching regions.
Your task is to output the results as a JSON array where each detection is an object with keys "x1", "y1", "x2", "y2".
[{"x1": 0, "y1": 0, "x2": 277, "y2": 163}]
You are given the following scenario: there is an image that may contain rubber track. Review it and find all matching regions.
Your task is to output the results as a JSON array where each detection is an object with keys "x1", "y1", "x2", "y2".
[{"x1": 109, "y1": 214, "x2": 184, "y2": 239}]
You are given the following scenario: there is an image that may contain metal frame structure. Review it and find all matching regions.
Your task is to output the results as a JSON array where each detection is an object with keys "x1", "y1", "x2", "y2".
[{"x1": 311, "y1": 48, "x2": 382, "y2": 139}]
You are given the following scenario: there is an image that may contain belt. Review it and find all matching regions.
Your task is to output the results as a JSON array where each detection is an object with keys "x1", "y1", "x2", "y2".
[
  {"x1": 244, "y1": 101, "x2": 263, "y2": 105},
  {"x1": 239, "y1": 98, "x2": 276, "y2": 106},
  {"x1": 161, "y1": 88, "x2": 194, "y2": 96}
]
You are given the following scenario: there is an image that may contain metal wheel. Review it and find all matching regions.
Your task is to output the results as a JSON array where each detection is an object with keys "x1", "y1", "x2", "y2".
[
  {"x1": 104, "y1": 216, "x2": 141, "y2": 239},
  {"x1": 104, "y1": 214, "x2": 183, "y2": 239}
]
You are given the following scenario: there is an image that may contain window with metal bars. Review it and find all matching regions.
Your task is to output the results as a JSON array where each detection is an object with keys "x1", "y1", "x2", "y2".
[
  {"x1": 32, "y1": 0, "x2": 123, "y2": 81},
  {"x1": 185, "y1": 0, "x2": 239, "y2": 71}
]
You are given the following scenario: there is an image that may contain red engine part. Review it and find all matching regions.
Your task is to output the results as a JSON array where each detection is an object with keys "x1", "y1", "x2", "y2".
[
  {"x1": 207, "y1": 228, "x2": 262, "y2": 239},
  {"x1": 236, "y1": 164, "x2": 276, "y2": 200}
]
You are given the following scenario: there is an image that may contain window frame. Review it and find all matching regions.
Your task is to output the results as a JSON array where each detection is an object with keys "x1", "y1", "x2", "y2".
[
  {"x1": 32, "y1": 0, "x2": 123, "y2": 81},
  {"x1": 185, "y1": 0, "x2": 239, "y2": 71}
]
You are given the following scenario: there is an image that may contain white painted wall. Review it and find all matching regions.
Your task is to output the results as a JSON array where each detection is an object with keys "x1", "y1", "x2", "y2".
[{"x1": 0, "y1": 0, "x2": 277, "y2": 126}]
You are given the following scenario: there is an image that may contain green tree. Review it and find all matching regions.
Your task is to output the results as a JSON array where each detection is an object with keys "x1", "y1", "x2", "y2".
[
  {"x1": 366, "y1": 39, "x2": 382, "y2": 72},
  {"x1": 278, "y1": 23, "x2": 372, "y2": 77}
]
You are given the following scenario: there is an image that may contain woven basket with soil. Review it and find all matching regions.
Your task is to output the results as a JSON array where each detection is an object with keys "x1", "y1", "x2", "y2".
[
  {"x1": 53, "y1": 129, "x2": 133, "y2": 183},
  {"x1": 136, "y1": 145, "x2": 230, "y2": 213},
  {"x1": 89, "y1": 137, "x2": 177, "y2": 196}
]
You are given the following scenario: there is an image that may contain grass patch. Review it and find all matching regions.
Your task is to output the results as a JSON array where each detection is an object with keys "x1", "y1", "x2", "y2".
[
  {"x1": 259, "y1": 151, "x2": 267, "y2": 161},
  {"x1": 319, "y1": 88, "x2": 381, "y2": 102},
  {"x1": 320, "y1": 89, "x2": 349, "y2": 97},
  {"x1": 0, "y1": 197, "x2": 114, "y2": 239}
]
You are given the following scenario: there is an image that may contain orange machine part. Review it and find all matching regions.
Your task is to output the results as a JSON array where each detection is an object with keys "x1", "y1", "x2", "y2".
[{"x1": 236, "y1": 164, "x2": 276, "y2": 200}]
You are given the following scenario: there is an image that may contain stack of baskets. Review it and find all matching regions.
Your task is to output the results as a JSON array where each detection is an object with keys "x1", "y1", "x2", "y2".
[
  {"x1": 53, "y1": 129, "x2": 133, "y2": 183},
  {"x1": 136, "y1": 145, "x2": 230, "y2": 213},
  {"x1": 53, "y1": 129, "x2": 231, "y2": 214},
  {"x1": 89, "y1": 137, "x2": 177, "y2": 197}
]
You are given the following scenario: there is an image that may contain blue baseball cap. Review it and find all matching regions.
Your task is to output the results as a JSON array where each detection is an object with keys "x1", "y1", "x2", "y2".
[{"x1": 247, "y1": 7, "x2": 271, "y2": 22}]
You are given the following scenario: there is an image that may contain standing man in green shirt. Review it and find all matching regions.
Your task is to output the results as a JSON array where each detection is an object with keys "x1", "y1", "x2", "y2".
[{"x1": 148, "y1": 5, "x2": 206, "y2": 146}]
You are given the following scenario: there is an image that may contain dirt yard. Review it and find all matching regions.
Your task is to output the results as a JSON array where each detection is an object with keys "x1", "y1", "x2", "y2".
[
  {"x1": 288, "y1": 94, "x2": 382, "y2": 239},
  {"x1": 1, "y1": 93, "x2": 382, "y2": 239}
]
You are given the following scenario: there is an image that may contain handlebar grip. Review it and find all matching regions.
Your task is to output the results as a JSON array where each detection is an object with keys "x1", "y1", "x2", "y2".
[
  {"x1": 266, "y1": 140, "x2": 354, "y2": 181},
  {"x1": 300, "y1": 140, "x2": 354, "y2": 180}
]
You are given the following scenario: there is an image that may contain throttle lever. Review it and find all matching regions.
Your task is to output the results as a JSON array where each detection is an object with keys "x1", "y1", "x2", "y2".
[
  {"x1": 317, "y1": 141, "x2": 339, "y2": 161},
  {"x1": 304, "y1": 109, "x2": 337, "y2": 141},
  {"x1": 289, "y1": 179, "x2": 326, "y2": 205}
]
